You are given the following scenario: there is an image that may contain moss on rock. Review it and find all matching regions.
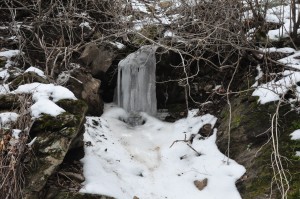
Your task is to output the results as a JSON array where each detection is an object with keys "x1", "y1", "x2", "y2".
[
  {"x1": 218, "y1": 91, "x2": 300, "y2": 199},
  {"x1": 9, "y1": 72, "x2": 49, "y2": 90},
  {"x1": 24, "y1": 97, "x2": 88, "y2": 197}
]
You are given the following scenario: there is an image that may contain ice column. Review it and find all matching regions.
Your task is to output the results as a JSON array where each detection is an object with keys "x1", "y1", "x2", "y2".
[{"x1": 117, "y1": 45, "x2": 158, "y2": 116}]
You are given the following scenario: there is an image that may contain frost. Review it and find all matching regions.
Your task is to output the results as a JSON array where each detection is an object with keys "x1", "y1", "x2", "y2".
[{"x1": 116, "y1": 45, "x2": 158, "y2": 116}]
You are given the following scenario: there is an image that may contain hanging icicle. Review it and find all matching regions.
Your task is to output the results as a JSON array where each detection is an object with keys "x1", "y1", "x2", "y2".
[{"x1": 117, "y1": 45, "x2": 158, "y2": 116}]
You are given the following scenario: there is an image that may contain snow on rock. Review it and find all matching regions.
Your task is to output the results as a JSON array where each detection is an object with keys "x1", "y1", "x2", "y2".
[
  {"x1": 252, "y1": 71, "x2": 300, "y2": 104},
  {"x1": 0, "y1": 69, "x2": 10, "y2": 81},
  {"x1": 25, "y1": 66, "x2": 46, "y2": 78},
  {"x1": 0, "y1": 49, "x2": 21, "y2": 68},
  {"x1": 291, "y1": 129, "x2": 300, "y2": 140},
  {"x1": 30, "y1": 99, "x2": 65, "y2": 118},
  {"x1": 12, "y1": 129, "x2": 22, "y2": 139},
  {"x1": 243, "y1": 4, "x2": 300, "y2": 41},
  {"x1": 79, "y1": 21, "x2": 92, "y2": 30},
  {"x1": 259, "y1": 47, "x2": 296, "y2": 54},
  {"x1": 13, "y1": 83, "x2": 76, "y2": 102},
  {"x1": 109, "y1": 41, "x2": 126, "y2": 49},
  {"x1": 81, "y1": 104, "x2": 246, "y2": 199},
  {"x1": 0, "y1": 112, "x2": 19, "y2": 127},
  {"x1": 252, "y1": 65, "x2": 264, "y2": 87},
  {"x1": 12, "y1": 83, "x2": 76, "y2": 117},
  {"x1": 0, "y1": 84, "x2": 9, "y2": 94},
  {"x1": 0, "y1": 50, "x2": 20, "y2": 59},
  {"x1": 277, "y1": 51, "x2": 300, "y2": 70}
]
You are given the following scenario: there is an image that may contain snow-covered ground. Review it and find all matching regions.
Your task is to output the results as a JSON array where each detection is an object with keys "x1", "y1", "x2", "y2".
[{"x1": 80, "y1": 104, "x2": 245, "y2": 199}]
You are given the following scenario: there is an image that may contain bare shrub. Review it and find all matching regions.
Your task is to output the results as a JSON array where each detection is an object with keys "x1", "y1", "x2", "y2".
[{"x1": 0, "y1": 94, "x2": 33, "y2": 199}]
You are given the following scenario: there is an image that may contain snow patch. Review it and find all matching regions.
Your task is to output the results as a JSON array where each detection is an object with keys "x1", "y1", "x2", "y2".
[
  {"x1": 25, "y1": 66, "x2": 46, "y2": 78},
  {"x1": 79, "y1": 21, "x2": 92, "y2": 30},
  {"x1": 291, "y1": 129, "x2": 300, "y2": 140},
  {"x1": 12, "y1": 83, "x2": 76, "y2": 117},
  {"x1": 81, "y1": 104, "x2": 245, "y2": 199},
  {"x1": 0, "y1": 112, "x2": 19, "y2": 127}
]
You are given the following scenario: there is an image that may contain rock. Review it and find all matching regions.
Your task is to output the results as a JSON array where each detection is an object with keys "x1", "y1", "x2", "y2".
[
  {"x1": 9, "y1": 71, "x2": 49, "y2": 90},
  {"x1": 61, "y1": 68, "x2": 103, "y2": 116},
  {"x1": 0, "y1": 94, "x2": 20, "y2": 110},
  {"x1": 24, "y1": 99, "x2": 88, "y2": 197},
  {"x1": 80, "y1": 43, "x2": 116, "y2": 77},
  {"x1": 199, "y1": 124, "x2": 212, "y2": 137},
  {"x1": 0, "y1": 56, "x2": 7, "y2": 67},
  {"x1": 217, "y1": 92, "x2": 300, "y2": 198},
  {"x1": 194, "y1": 178, "x2": 208, "y2": 191},
  {"x1": 158, "y1": 1, "x2": 172, "y2": 9}
]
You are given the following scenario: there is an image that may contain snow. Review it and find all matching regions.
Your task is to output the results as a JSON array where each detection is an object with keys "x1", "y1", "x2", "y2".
[
  {"x1": 277, "y1": 51, "x2": 300, "y2": 70},
  {"x1": 81, "y1": 104, "x2": 246, "y2": 199},
  {"x1": 0, "y1": 84, "x2": 10, "y2": 94},
  {"x1": 0, "y1": 112, "x2": 19, "y2": 127},
  {"x1": 117, "y1": 45, "x2": 158, "y2": 116},
  {"x1": 0, "y1": 49, "x2": 20, "y2": 68},
  {"x1": 0, "y1": 50, "x2": 20, "y2": 59},
  {"x1": 296, "y1": 151, "x2": 300, "y2": 156},
  {"x1": 259, "y1": 47, "x2": 296, "y2": 54},
  {"x1": 109, "y1": 41, "x2": 126, "y2": 49},
  {"x1": 164, "y1": 30, "x2": 175, "y2": 37},
  {"x1": 13, "y1": 83, "x2": 76, "y2": 102},
  {"x1": 291, "y1": 129, "x2": 300, "y2": 140},
  {"x1": 27, "y1": 137, "x2": 37, "y2": 147},
  {"x1": 252, "y1": 65, "x2": 263, "y2": 87},
  {"x1": 0, "y1": 69, "x2": 10, "y2": 81},
  {"x1": 30, "y1": 99, "x2": 65, "y2": 118},
  {"x1": 12, "y1": 83, "x2": 76, "y2": 117},
  {"x1": 243, "y1": 4, "x2": 300, "y2": 41},
  {"x1": 25, "y1": 66, "x2": 46, "y2": 78},
  {"x1": 252, "y1": 66, "x2": 300, "y2": 104},
  {"x1": 12, "y1": 129, "x2": 22, "y2": 139},
  {"x1": 79, "y1": 22, "x2": 92, "y2": 30}
]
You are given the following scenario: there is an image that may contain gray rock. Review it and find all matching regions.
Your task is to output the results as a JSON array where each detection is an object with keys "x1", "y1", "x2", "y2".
[{"x1": 24, "y1": 99, "x2": 88, "y2": 197}]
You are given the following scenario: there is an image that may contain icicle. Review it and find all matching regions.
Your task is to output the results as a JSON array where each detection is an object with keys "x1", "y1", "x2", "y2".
[{"x1": 116, "y1": 45, "x2": 158, "y2": 116}]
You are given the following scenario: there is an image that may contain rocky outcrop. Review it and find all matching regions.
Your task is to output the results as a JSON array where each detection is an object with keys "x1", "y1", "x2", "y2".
[{"x1": 217, "y1": 92, "x2": 300, "y2": 199}]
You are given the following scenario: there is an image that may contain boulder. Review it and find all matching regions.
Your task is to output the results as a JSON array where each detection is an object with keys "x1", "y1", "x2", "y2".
[
  {"x1": 79, "y1": 43, "x2": 116, "y2": 77},
  {"x1": 59, "y1": 68, "x2": 103, "y2": 116},
  {"x1": 23, "y1": 99, "x2": 88, "y2": 198}
]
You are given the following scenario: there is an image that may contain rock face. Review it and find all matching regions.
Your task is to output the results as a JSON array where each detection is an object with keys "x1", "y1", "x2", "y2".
[
  {"x1": 24, "y1": 99, "x2": 88, "y2": 198},
  {"x1": 217, "y1": 92, "x2": 300, "y2": 199},
  {"x1": 60, "y1": 68, "x2": 103, "y2": 116}
]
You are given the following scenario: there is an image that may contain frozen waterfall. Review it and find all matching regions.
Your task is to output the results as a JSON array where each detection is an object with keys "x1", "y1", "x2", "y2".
[{"x1": 117, "y1": 45, "x2": 158, "y2": 117}]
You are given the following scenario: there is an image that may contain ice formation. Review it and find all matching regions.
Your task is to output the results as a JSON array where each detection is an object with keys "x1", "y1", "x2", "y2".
[{"x1": 117, "y1": 45, "x2": 158, "y2": 116}]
